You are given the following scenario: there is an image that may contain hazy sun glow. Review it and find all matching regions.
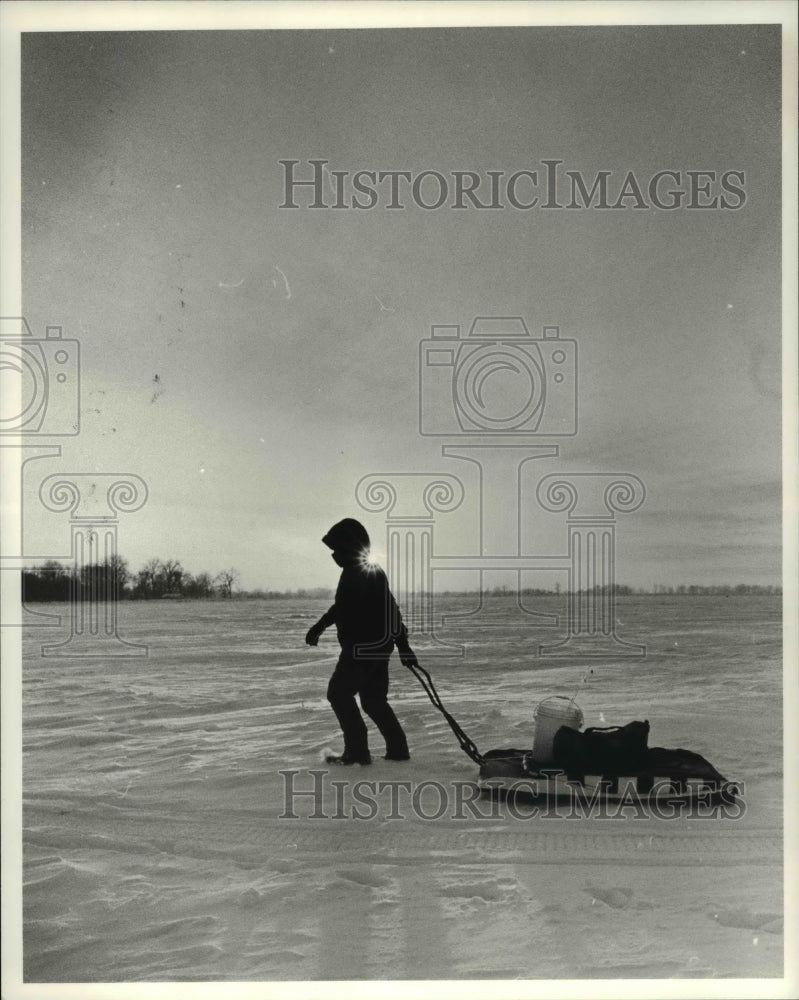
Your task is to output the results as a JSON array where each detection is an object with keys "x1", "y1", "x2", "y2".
[{"x1": 358, "y1": 550, "x2": 385, "y2": 572}]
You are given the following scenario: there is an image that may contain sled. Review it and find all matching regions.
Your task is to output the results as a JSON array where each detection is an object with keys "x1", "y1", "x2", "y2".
[
  {"x1": 478, "y1": 746, "x2": 740, "y2": 806},
  {"x1": 402, "y1": 660, "x2": 738, "y2": 808}
]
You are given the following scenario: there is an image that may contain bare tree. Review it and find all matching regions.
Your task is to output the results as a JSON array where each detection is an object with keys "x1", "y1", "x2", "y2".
[
  {"x1": 40, "y1": 559, "x2": 70, "y2": 581},
  {"x1": 216, "y1": 568, "x2": 239, "y2": 598},
  {"x1": 184, "y1": 571, "x2": 215, "y2": 598},
  {"x1": 160, "y1": 559, "x2": 184, "y2": 595},
  {"x1": 105, "y1": 554, "x2": 130, "y2": 595},
  {"x1": 136, "y1": 558, "x2": 162, "y2": 598}
]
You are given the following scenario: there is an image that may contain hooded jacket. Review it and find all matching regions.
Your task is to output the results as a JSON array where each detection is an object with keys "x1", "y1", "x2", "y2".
[{"x1": 318, "y1": 519, "x2": 408, "y2": 655}]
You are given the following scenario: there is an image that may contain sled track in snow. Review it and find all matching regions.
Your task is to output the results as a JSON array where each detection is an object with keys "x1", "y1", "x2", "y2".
[
  {"x1": 255, "y1": 825, "x2": 781, "y2": 866},
  {"x1": 27, "y1": 808, "x2": 779, "y2": 869}
]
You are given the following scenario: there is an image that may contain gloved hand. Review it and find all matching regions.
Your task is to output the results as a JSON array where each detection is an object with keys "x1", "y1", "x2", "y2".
[
  {"x1": 398, "y1": 646, "x2": 419, "y2": 669},
  {"x1": 305, "y1": 623, "x2": 324, "y2": 646}
]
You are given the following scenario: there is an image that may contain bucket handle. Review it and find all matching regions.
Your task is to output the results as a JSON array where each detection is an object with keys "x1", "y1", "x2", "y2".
[{"x1": 535, "y1": 695, "x2": 579, "y2": 714}]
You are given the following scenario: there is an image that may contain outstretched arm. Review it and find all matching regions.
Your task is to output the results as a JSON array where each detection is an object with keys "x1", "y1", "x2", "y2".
[{"x1": 305, "y1": 605, "x2": 336, "y2": 646}]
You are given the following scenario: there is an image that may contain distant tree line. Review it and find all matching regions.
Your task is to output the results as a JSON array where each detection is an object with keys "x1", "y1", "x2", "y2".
[
  {"x1": 484, "y1": 584, "x2": 636, "y2": 596},
  {"x1": 433, "y1": 583, "x2": 782, "y2": 597},
  {"x1": 232, "y1": 587, "x2": 334, "y2": 600},
  {"x1": 21, "y1": 558, "x2": 246, "y2": 601},
  {"x1": 21, "y1": 560, "x2": 780, "y2": 602},
  {"x1": 647, "y1": 583, "x2": 781, "y2": 596}
]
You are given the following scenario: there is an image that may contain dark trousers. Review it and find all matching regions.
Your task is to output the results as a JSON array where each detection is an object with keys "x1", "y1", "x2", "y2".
[{"x1": 326, "y1": 651, "x2": 409, "y2": 758}]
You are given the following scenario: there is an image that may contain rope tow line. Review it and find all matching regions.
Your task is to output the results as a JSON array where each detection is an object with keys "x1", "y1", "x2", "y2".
[{"x1": 404, "y1": 660, "x2": 486, "y2": 767}]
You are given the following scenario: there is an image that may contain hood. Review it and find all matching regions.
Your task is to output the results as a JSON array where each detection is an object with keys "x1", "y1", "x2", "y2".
[{"x1": 322, "y1": 518, "x2": 370, "y2": 554}]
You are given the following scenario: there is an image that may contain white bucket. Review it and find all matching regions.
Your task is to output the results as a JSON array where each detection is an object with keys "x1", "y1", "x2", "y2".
[{"x1": 532, "y1": 696, "x2": 584, "y2": 764}]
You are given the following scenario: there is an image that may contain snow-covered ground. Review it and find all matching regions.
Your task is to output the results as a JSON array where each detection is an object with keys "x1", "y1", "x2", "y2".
[{"x1": 15, "y1": 595, "x2": 788, "y2": 990}]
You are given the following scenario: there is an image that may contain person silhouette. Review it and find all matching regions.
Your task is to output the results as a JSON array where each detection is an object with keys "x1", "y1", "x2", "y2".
[{"x1": 305, "y1": 518, "x2": 416, "y2": 765}]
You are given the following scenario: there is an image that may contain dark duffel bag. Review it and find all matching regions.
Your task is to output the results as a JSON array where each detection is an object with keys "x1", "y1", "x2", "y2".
[{"x1": 552, "y1": 720, "x2": 650, "y2": 777}]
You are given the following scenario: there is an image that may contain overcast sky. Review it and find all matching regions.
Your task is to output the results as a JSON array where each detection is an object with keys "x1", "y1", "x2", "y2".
[{"x1": 18, "y1": 23, "x2": 783, "y2": 590}]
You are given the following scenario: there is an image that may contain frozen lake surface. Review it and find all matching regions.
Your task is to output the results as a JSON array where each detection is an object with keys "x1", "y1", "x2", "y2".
[{"x1": 20, "y1": 595, "x2": 783, "y2": 982}]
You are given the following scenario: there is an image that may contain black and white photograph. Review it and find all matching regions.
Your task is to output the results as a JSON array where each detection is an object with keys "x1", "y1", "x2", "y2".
[{"x1": 1, "y1": 2, "x2": 796, "y2": 997}]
